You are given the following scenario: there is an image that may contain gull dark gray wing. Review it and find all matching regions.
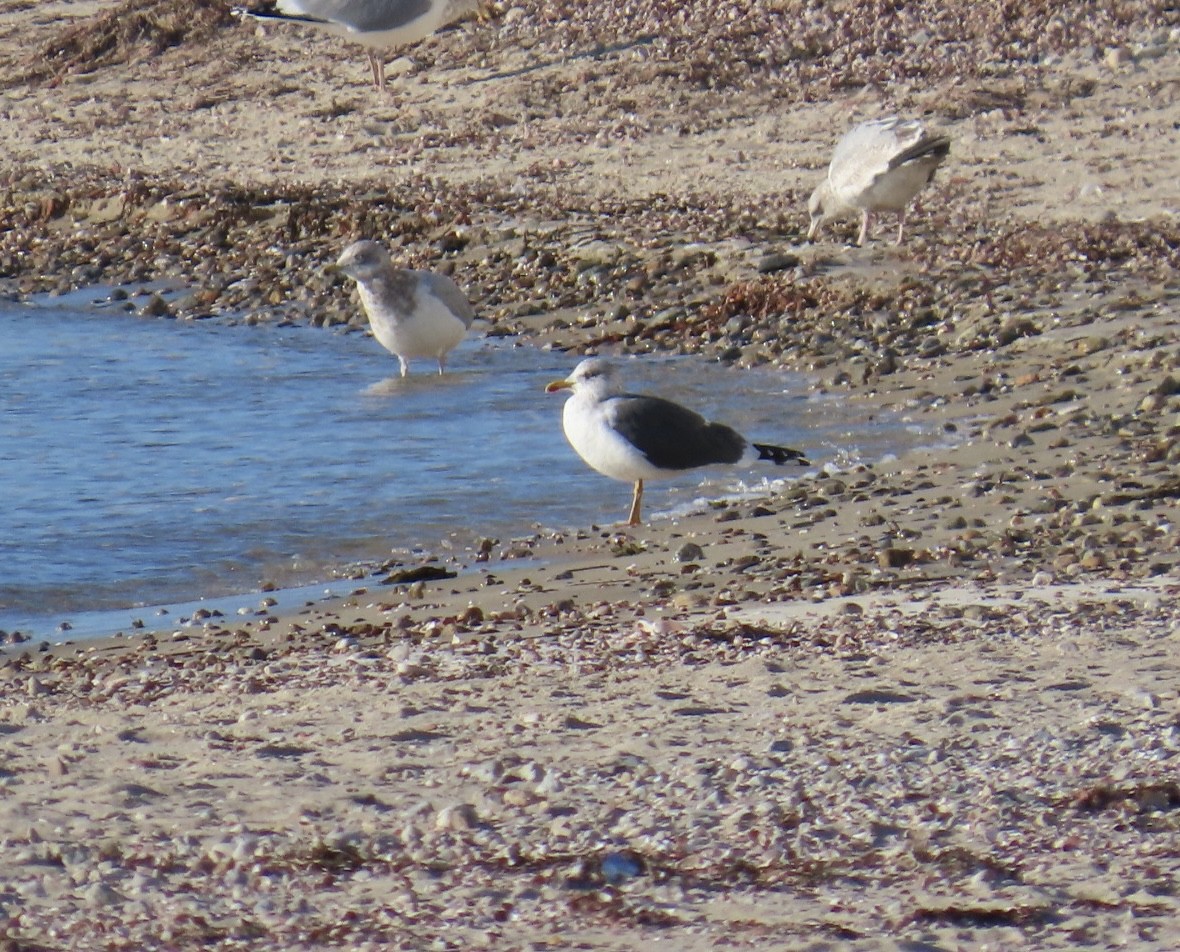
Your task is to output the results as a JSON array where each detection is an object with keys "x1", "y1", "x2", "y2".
[{"x1": 607, "y1": 395, "x2": 746, "y2": 470}]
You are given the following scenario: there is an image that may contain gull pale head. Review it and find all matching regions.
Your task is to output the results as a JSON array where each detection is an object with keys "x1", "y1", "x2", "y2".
[
  {"x1": 545, "y1": 358, "x2": 620, "y2": 396},
  {"x1": 807, "y1": 181, "x2": 836, "y2": 241},
  {"x1": 330, "y1": 239, "x2": 393, "y2": 282}
]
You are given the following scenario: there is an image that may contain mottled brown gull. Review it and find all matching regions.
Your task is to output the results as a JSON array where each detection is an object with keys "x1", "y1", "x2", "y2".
[
  {"x1": 330, "y1": 240, "x2": 475, "y2": 376},
  {"x1": 808, "y1": 117, "x2": 950, "y2": 246},
  {"x1": 238, "y1": 0, "x2": 481, "y2": 89},
  {"x1": 546, "y1": 359, "x2": 808, "y2": 527}
]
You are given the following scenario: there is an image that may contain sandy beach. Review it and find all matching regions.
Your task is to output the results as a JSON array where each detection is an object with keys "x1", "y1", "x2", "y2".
[{"x1": 1, "y1": 1, "x2": 1179, "y2": 948}]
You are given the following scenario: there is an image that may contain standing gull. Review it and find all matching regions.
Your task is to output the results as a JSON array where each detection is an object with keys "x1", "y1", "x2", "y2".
[
  {"x1": 239, "y1": 0, "x2": 481, "y2": 90},
  {"x1": 546, "y1": 359, "x2": 808, "y2": 527},
  {"x1": 807, "y1": 117, "x2": 950, "y2": 246},
  {"x1": 331, "y1": 239, "x2": 475, "y2": 376}
]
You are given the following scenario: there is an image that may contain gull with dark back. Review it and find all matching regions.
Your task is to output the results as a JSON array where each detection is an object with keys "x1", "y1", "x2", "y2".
[{"x1": 546, "y1": 359, "x2": 808, "y2": 526}]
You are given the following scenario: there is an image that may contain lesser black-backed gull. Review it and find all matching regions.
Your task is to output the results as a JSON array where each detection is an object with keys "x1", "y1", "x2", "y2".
[{"x1": 546, "y1": 358, "x2": 808, "y2": 526}]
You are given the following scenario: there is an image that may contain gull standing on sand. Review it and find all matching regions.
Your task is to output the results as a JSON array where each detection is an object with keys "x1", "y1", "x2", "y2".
[
  {"x1": 238, "y1": 0, "x2": 482, "y2": 89},
  {"x1": 807, "y1": 117, "x2": 951, "y2": 246},
  {"x1": 546, "y1": 359, "x2": 809, "y2": 526},
  {"x1": 331, "y1": 239, "x2": 475, "y2": 376}
]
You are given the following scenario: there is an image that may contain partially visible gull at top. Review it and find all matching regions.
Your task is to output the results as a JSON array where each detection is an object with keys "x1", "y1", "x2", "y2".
[
  {"x1": 237, "y1": 0, "x2": 483, "y2": 90},
  {"x1": 808, "y1": 116, "x2": 951, "y2": 247},
  {"x1": 330, "y1": 239, "x2": 476, "y2": 377},
  {"x1": 546, "y1": 359, "x2": 809, "y2": 527}
]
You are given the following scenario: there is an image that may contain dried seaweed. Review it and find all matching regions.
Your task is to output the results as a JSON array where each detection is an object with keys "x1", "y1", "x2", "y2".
[{"x1": 18, "y1": 0, "x2": 234, "y2": 86}]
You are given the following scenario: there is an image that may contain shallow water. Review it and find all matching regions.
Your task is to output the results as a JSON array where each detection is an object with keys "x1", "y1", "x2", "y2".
[{"x1": 0, "y1": 292, "x2": 931, "y2": 642}]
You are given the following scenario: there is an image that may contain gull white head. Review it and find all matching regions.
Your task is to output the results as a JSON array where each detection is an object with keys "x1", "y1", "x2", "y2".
[{"x1": 544, "y1": 358, "x2": 623, "y2": 400}]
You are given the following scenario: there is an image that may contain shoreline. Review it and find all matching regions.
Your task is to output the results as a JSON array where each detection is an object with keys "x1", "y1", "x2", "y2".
[
  {"x1": 2, "y1": 321, "x2": 942, "y2": 650},
  {"x1": 3, "y1": 371, "x2": 955, "y2": 653}
]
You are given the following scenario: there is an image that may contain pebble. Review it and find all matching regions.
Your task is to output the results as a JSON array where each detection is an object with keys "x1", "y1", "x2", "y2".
[
  {"x1": 600, "y1": 851, "x2": 644, "y2": 883},
  {"x1": 756, "y1": 251, "x2": 800, "y2": 273},
  {"x1": 1104, "y1": 45, "x2": 1133, "y2": 68},
  {"x1": 436, "y1": 804, "x2": 480, "y2": 831},
  {"x1": 878, "y1": 548, "x2": 916, "y2": 569}
]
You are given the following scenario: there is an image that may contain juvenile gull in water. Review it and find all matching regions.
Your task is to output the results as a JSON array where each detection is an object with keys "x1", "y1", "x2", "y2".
[
  {"x1": 807, "y1": 117, "x2": 950, "y2": 246},
  {"x1": 239, "y1": 0, "x2": 481, "y2": 89},
  {"x1": 331, "y1": 239, "x2": 475, "y2": 376},
  {"x1": 546, "y1": 359, "x2": 808, "y2": 526}
]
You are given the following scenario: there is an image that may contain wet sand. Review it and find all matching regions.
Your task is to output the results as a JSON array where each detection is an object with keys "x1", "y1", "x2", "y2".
[{"x1": 1, "y1": 1, "x2": 1179, "y2": 948}]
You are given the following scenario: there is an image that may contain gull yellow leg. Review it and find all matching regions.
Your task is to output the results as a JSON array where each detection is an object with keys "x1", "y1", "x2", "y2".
[{"x1": 627, "y1": 479, "x2": 644, "y2": 526}]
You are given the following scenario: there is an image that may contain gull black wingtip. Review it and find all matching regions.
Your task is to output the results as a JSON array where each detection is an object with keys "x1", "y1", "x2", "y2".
[{"x1": 753, "y1": 443, "x2": 809, "y2": 467}]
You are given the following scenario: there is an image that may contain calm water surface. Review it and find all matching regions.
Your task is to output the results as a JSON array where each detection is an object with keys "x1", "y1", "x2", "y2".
[{"x1": 0, "y1": 293, "x2": 931, "y2": 641}]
